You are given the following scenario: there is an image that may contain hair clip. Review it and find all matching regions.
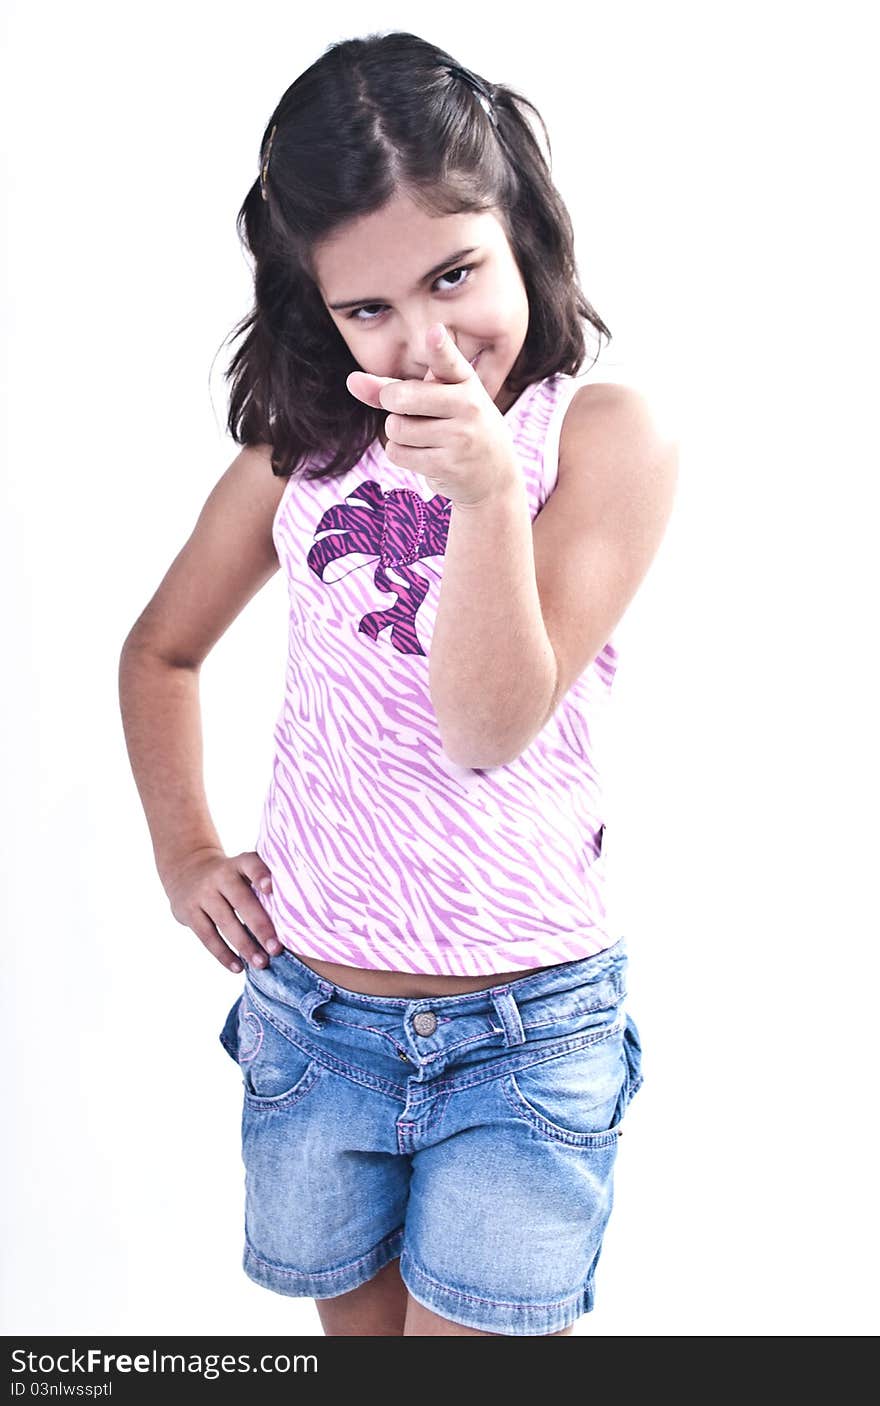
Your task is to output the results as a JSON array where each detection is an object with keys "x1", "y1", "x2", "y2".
[
  {"x1": 445, "y1": 65, "x2": 498, "y2": 128},
  {"x1": 260, "y1": 123, "x2": 278, "y2": 202}
]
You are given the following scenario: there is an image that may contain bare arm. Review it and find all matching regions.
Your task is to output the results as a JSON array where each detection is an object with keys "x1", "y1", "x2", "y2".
[
  {"x1": 121, "y1": 442, "x2": 284, "y2": 669},
  {"x1": 117, "y1": 651, "x2": 224, "y2": 886},
  {"x1": 429, "y1": 385, "x2": 679, "y2": 768},
  {"x1": 118, "y1": 443, "x2": 288, "y2": 969}
]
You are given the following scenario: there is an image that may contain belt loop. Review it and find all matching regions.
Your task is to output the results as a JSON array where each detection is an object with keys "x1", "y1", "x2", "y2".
[
  {"x1": 300, "y1": 978, "x2": 335, "y2": 1027},
  {"x1": 490, "y1": 986, "x2": 526, "y2": 1047}
]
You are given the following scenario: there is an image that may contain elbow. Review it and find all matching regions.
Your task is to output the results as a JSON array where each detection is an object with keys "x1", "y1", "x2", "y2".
[
  {"x1": 437, "y1": 671, "x2": 561, "y2": 771},
  {"x1": 440, "y1": 719, "x2": 544, "y2": 771},
  {"x1": 119, "y1": 629, "x2": 150, "y2": 670},
  {"x1": 119, "y1": 632, "x2": 137, "y2": 668},
  {"x1": 442, "y1": 741, "x2": 510, "y2": 771},
  {"x1": 437, "y1": 718, "x2": 508, "y2": 771},
  {"x1": 120, "y1": 617, "x2": 150, "y2": 659}
]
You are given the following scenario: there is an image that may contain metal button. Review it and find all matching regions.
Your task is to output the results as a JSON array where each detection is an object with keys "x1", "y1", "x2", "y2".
[{"x1": 413, "y1": 1010, "x2": 438, "y2": 1037}]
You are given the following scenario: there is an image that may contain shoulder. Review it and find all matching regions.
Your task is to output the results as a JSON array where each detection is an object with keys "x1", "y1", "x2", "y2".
[
  {"x1": 557, "y1": 379, "x2": 679, "y2": 494},
  {"x1": 203, "y1": 442, "x2": 291, "y2": 570},
  {"x1": 231, "y1": 441, "x2": 291, "y2": 519},
  {"x1": 528, "y1": 380, "x2": 679, "y2": 730},
  {"x1": 238, "y1": 441, "x2": 289, "y2": 495}
]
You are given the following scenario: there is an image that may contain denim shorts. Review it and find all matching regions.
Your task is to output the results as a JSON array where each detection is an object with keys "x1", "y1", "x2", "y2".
[{"x1": 218, "y1": 937, "x2": 643, "y2": 1335}]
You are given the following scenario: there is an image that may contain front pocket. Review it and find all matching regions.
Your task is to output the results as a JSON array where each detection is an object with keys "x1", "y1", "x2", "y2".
[
  {"x1": 503, "y1": 1021, "x2": 629, "y2": 1145},
  {"x1": 220, "y1": 991, "x2": 322, "y2": 1109}
]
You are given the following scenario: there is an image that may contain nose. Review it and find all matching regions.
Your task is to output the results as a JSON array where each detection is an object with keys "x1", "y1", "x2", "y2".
[{"x1": 397, "y1": 322, "x2": 459, "y2": 377}]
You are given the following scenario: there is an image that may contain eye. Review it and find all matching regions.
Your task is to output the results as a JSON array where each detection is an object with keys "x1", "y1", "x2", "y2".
[
  {"x1": 434, "y1": 264, "x2": 473, "y2": 292},
  {"x1": 345, "y1": 264, "x2": 477, "y2": 322}
]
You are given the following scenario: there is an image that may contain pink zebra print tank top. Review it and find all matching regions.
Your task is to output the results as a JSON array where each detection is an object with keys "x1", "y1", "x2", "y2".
[{"x1": 252, "y1": 372, "x2": 620, "y2": 975}]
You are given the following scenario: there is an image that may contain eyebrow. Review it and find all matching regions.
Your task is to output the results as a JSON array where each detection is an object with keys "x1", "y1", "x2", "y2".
[{"x1": 326, "y1": 247, "x2": 480, "y2": 311}]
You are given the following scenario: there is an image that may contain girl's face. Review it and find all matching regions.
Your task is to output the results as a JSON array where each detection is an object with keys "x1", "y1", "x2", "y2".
[{"x1": 312, "y1": 190, "x2": 530, "y2": 423}]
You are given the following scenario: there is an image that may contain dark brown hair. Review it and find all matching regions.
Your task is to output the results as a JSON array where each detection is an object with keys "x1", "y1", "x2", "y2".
[{"x1": 222, "y1": 30, "x2": 612, "y2": 481}]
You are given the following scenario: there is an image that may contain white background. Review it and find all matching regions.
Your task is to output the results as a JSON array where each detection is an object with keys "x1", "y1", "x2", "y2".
[{"x1": 2, "y1": 0, "x2": 878, "y2": 1337}]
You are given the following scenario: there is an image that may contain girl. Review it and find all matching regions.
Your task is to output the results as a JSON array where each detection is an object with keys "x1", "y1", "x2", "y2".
[{"x1": 119, "y1": 30, "x2": 678, "y2": 1337}]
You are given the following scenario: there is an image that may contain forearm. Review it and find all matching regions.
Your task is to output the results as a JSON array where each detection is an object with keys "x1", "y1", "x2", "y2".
[
  {"x1": 118, "y1": 642, "x2": 224, "y2": 886},
  {"x1": 429, "y1": 472, "x2": 557, "y2": 768}
]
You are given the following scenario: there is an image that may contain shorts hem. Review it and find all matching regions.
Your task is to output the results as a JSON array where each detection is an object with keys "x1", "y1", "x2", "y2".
[
  {"x1": 398, "y1": 1248, "x2": 594, "y2": 1335},
  {"x1": 242, "y1": 1225, "x2": 405, "y2": 1299}
]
